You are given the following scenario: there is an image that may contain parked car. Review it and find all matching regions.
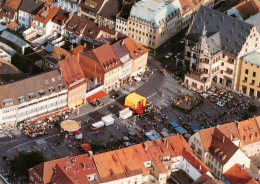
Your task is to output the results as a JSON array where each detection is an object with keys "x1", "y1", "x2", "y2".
[{"x1": 165, "y1": 53, "x2": 173, "y2": 59}]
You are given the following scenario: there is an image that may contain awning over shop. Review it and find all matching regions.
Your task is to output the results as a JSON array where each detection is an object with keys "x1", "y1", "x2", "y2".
[{"x1": 87, "y1": 90, "x2": 106, "y2": 103}]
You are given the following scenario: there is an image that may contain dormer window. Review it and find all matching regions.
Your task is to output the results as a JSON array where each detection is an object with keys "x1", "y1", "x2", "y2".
[
  {"x1": 38, "y1": 90, "x2": 45, "y2": 96},
  {"x1": 49, "y1": 87, "x2": 55, "y2": 93},
  {"x1": 57, "y1": 76, "x2": 62, "y2": 80},
  {"x1": 45, "y1": 80, "x2": 49, "y2": 84},
  {"x1": 3, "y1": 98, "x2": 13, "y2": 106},
  {"x1": 28, "y1": 93, "x2": 35, "y2": 99},
  {"x1": 18, "y1": 96, "x2": 25, "y2": 103},
  {"x1": 58, "y1": 84, "x2": 65, "y2": 90}
]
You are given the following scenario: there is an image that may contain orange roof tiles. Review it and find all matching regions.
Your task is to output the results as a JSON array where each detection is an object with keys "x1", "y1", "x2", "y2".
[
  {"x1": 92, "y1": 43, "x2": 121, "y2": 73},
  {"x1": 34, "y1": 3, "x2": 59, "y2": 24},
  {"x1": 123, "y1": 37, "x2": 149, "y2": 60},
  {"x1": 223, "y1": 164, "x2": 258, "y2": 184},
  {"x1": 58, "y1": 55, "x2": 86, "y2": 87},
  {"x1": 72, "y1": 45, "x2": 88, "y2": 55},
  {"x1": 6, "y1": 22, "x2": 18, "y2": 29},
  {"x1": 33, "y1": 154, "x2": 101, "y2": 184},
  {"x1": 179, "y1": 0, "x2": 196, "y2": 16},
  {"x1": 199, "y1": 122, "x2": 240, "y2": 152},
  {"x1": 235, "y1": 0, "x2": 260, "y2": 20},
  {"x1": 237, "y1": 116, "x2": 260, "y2": 146},
  {"x1": 52, "y1": 46, "x2": 72, "y2": 60},
  {"x1": 93, "y1": 135, "x2": 210, "y2": 182},
  {"x1": 31, "y1": 135, "x2": 210, "y2": 183},
  {"x1": 209, "y1": 128, "x2": 238, "y2": 165}
]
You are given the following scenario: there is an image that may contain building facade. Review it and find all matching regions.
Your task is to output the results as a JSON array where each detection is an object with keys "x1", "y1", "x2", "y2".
[
  {"x1": 236, "y1": 51, "x2": 260, "y2": 99},
  {"x1": 184, "y1": 6, "x2": 260, "y2": 92},
  {"x1": 55, "y1": 0, "x2": 80, "y2": 14},
  {"x1": 18, "y1": 0, "x2": 44, "y2": 28},
  {"x1": 0, "y1": 70, "x2": 68, "y2": 127},
  {"x1": 58, "y1": 55, "x2": 87, "y2": 109},
  {"x1": 32, "y1": 3, "x2": 59, "y2": 36},
  {"x1": 126, "y1": 0, "x2": 182, "y2": 49}
]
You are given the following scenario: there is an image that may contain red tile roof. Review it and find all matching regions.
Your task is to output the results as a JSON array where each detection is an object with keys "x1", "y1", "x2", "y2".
[
  {"x1": 93, "y1": 135, "x2": 210, "y2": 182},
  {"x1": 193, "y1": 173, "x2": 223, "y2": 184},
  {"x1": 58, "y1": 55, "x2": 86, "y2": 87},
  {"x1": 223, "y1": 164, "x2": 258, "y2": 184},
  {"x1": 199, "y1": 122, "x2": 240, "y2": 152},
  {"x1": 52, "y1": 46, "x2": 72, "y2": 60},
  {"x1": 72, "y1": 45, "x2": 88, "y2": 55},
  {"x1": 33, "y1": 154, "x2": 101, "y2": 184},
  {"x1": 235, "y1": 0, "x2": 260, "y2": 20},
  {"x1": 209, "y1": 128, "x2": 238, "y2": 165},
  {"x1": 34, "y1": 3, "x2": 59, "y2": 24},
  {"x1": 237, "y1": 116, "x2": 260, "y2": 146},
  {"x1": 0, "y1": 0, "x2": 22, "y2": 19},
  {"x1": 91, "y1": 43, "x2": 121, "y2": 73},
  {"x1": 123, "y1": 37, "x2": 149, "y2": 59}
]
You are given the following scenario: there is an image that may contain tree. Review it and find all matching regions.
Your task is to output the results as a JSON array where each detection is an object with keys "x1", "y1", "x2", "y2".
[
  {"x1": 10, "y1": 148, "x2": 47, "y2": 181},
  {"x1": 248, "y1": 104, "x2": 258, "y2": 114},
  {"x1": 90, "y1": 139, "x2": 103, "y2": 153}
]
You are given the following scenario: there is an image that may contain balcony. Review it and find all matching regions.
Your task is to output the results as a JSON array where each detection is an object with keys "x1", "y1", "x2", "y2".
[{"x1": 225, "y1": 70, "x2": 233, "y2": 75}]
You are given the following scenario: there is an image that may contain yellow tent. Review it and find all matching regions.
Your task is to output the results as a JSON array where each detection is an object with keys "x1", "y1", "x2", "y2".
[{"x1": 125, "y1": 93, "x2": 146, "y2": 109}]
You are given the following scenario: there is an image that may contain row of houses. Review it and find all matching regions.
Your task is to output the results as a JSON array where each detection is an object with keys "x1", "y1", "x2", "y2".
[
  {"x1": 0, "y1": 36, "x2": 148, "y2": 127},
  {"x1": 189, "y1": 116, "x2": 260, "y2": 183},
  {"x1": 28, "y1": 135, "x2": 214, "y2": 184},
  {"x1": 183, "y1": 5, "x2": 260, "y2": 99},
  {"x1": 0, "y1": 0, "x2": 226, "y2": 50}
]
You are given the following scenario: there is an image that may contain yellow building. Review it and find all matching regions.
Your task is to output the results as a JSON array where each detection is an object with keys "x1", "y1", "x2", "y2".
[
  {"x1": 126, "y1": 0, "x2": 182, "y2": 50},
  {"x1": 236, "y1": 51, "x2": 260, "y2": 99}
]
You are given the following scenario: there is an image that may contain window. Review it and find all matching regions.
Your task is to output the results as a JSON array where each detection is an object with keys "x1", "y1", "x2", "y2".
[
  {"x1": 28, "y1": 93, "x2": 35, "y2": 99},
  {"x1": 18, "y1": 96, "x2": 25, "y2": 103},
  {"x1": 245, "y1": 69, "x2": 248, "y2": 74},
  {"x1": 187, "y1": 51, "x2": 191, "y2": 57},
  {"x1": 253, "y1": 72, "x2": 256, "y2": 77},
  {"x1": 221, "y1": 62, "x2": 224, "y2": 66}
]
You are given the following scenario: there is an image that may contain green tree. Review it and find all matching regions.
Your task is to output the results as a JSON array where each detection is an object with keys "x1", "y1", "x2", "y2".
[
  {"x1": 248, "y1": 104, "x2": 258, "y2": 114},
  {"x1": 10, "y1": 148, "x2": 47, "y2": 180},
  {"x1": 90, "y1": 139, "x2": 103, "y2": 153}
]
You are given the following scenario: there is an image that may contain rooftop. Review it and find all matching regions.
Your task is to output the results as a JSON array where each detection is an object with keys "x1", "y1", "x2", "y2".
[
  {"x1": 19, "y1": 0, "x2": 44, "y2": 15},
  {"x1": 223, "y1": 164, "x2": 257, "y2": 184},
  {"x1": 33, "y1": 3, "x2": 59, "y2": 24},
  {"x1": 79, "y1": 0, "x2": 106, "y2": 14},
  {"x1": 241, "y1": 51, "x2": 260, "y2": 66},
  {"x1": 246, "y1": 12, "x2": 260, "y2": 32},
  {"x1": 0, "y1": 0, "x2": 23, "y2": 19},
  {"x1": 235, "y1": 0, "x2": 260, "y2": 20},
  {"x1": 130, "y1": 0, "x2": 181, "y2": 27},
  {"x1": 187, "y1": 6, "x2": 253, "y2": 55},
  {"x1": 0, "y1": 70, "x2": 66, "y2": 108},
  {"x1": 58, "y1": 55, "x2": 86, "y2": 87},
  {"x1": 98, "y1": 0, "x2": 119, "y2": 21},
  {"x1": 52, "y1": 8, "x2": 70, "y2": 26},
  {"x1": 64, "y1": 14, "x2": 88, "y2": 35}
]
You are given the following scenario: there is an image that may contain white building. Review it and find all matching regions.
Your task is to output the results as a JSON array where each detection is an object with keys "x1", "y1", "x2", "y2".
[
  {"x1": 18, "y1": 0, "x2": 44, "y2": 28},
  {"x1": 32, "y1": 3, "x2": 59, "y2": 36},
  {"x1": 0, "y1": 70, "x2": 68, "y2": 128},
  {"x1": 0, "y1": 48, "x2": 11, "y2": 62}
]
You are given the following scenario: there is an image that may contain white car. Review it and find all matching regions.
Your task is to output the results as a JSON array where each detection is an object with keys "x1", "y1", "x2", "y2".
[{"x1": 165, "y1": 53, "x2": 173, "y2": 59}]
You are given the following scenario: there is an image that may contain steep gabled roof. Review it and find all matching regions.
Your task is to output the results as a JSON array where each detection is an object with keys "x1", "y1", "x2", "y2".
[
  {"x1": 223, "y1": 164, "x2": 258, "y2": 184},
  {"x1": 19, "y1": 0, "x2": 44, "y2": 15},
  {"x1": 209, "y1": 128, "x2": 238, "y2": 165},
  {"x1": 187, "y1": 6, "x2": 253, "y2": 55},
  {"x1": 123, "y1": 37, "x2": 149, "y2": 59},
  {"x1": 33, "y1": 3, "x2": 59, "y2": 24},
  {"x1": 235, "y1": 0, "x2": 260, "y2": 20}
]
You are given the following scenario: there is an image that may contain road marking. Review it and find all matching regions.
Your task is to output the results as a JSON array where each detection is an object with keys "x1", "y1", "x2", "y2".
[
  {"x1": 6, "y1": 134, "x2": 59, "y2": 153},
  {"x1": 147, "y1": 92, "x2": 157, "y2": 99}
]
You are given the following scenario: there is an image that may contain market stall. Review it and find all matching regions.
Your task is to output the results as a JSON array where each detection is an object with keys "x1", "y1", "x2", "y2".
[
  {"x1": 125, "y1": 93, "x2": 146, "y2": 114},
  {"x1": 60, "y1": 120, "x2": 80, "y2": 135},
  {"x1": 101, "y1": 114, "x2": 115, "y2": 126},
  {"x1": 119, "y1": 108, "x2": 133, "y2": 120}
]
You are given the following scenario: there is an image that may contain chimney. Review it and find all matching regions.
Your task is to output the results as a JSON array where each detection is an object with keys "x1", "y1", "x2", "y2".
[
  {"x1": 65, "y1": 167, "x2": 67, "y2": 171},
  {"x1": 217, "y1": 124, "x2": 219, "y2": 128},
  {"x1": 222, "y1": 136, "x2": 225, "y2": 143},
  {"x1": 199, "y1": 164, "x2": 201, "y2": 171},
  {"x1": 83, "y1": 43, "x2": 87, "y2": 48},
  {"x1": 88, "y1": 151, "x2": 93, "y2": 159},
  {"x1": 230, "y1": 134, "x2": 233, "y2": 141},
  {"x1": 72, "y1": 159, "x2": 74, "y2": 165},
  {"x1": 70, "y1": 45, "x2": 74, "y2": 52}
]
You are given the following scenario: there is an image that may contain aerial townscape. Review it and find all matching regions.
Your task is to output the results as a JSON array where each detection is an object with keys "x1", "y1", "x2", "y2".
[{"x1": 0, "y1": 0, "x2": 260, "y2": 183}]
